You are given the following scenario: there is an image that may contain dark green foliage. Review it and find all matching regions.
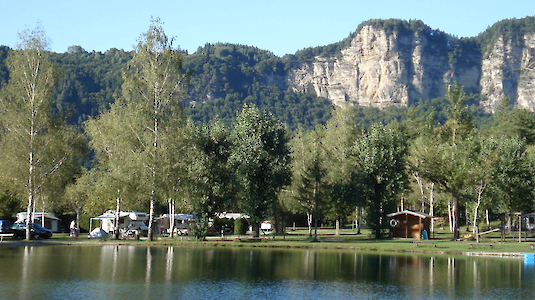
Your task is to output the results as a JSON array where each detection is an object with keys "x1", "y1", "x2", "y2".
[
  {"x1": 350, "y1": 124, "x2": 408, "y2": 238},
  {"x1": 490, "y1": 137, "x2": 535, "y2": 212},
  {"x1": 183, "y1": 43, "x2": 333, "y2": 130},
  {"x1": 187, "y1": 120, "x2": 236, "y2": 217},
  {"x1": 493, "y1": 97, "x2": 535, "y2": 145},
  {"x1": 230, "y1": 104, "x2": 291, "y2": 236},
  {"x1": 0, "y1": 46, "x2": 10, "y2": 89},
  {"x1": 50, "y1": 47, "x2": 133, "y2": 125},
  {"x1": 212, "y1": 217, "x2": 234, "y2": 234},
  {"x1": 0, "y1": 190, "x2": 20, "y2": 219},
  {"x1": 234, "y1": 217, "x2": 248, "y2": 235}
]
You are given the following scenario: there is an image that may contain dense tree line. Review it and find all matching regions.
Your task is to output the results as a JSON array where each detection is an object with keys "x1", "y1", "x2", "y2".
[{"x1": 1, "y1": 18, "x2": 535, "y2": 241}]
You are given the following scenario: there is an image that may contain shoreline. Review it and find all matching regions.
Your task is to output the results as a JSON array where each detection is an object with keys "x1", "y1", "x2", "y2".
[{"x1": 0, "y1": 235, "x2": 531, "y2": 258}]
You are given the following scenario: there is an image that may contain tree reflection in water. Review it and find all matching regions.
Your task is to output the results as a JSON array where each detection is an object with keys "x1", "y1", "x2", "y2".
[{"x1": 0, "y1": 246, "x2": 532, "y2": 299}]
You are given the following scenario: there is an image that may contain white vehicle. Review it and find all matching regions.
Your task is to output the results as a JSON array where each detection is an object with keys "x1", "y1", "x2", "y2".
[
  {"x1": 260, "y1": 221, "x2": 272, "y2": 231},
  {"x1": 156, "y1": 214, "x2": 197, "y2": 235},
  {"x1": 90, "y1": 210, "x2": 149, "y2": 237}
]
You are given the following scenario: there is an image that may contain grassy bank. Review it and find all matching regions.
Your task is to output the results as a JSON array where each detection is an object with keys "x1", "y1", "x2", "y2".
[{"x1": 3, "y1": 227, "x2": 534, "y2": 257}]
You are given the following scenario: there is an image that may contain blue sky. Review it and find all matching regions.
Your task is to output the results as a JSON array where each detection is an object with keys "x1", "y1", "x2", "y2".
[{"x1": 1, "y1": 0, "x2": 534, "y2": 56}]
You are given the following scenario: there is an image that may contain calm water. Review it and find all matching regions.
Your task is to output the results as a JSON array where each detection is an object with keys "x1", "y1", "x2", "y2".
[{"x1": 0, "y1": 245, "x2": 533, "y2": 299}]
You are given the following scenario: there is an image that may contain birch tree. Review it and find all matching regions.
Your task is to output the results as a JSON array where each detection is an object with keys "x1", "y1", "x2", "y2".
[
  {"x1": 0, "y1": 25, "x2": 67, "y2": 240},
  {"x1": 85, "y1": 18, "x2": 187, "y2": 240},
  {"x1": 124, "y1": 18, "x2": 187, "y2": 241}
]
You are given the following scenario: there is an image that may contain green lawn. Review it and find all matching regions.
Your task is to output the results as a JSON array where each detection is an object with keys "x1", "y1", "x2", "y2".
[{"x1": 36, "y1": 226, "x2": 535, "y2": 256}]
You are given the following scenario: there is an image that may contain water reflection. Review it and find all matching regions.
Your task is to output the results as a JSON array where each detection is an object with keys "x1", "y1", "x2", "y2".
[{"x1": 0, "y1": 245, "x2": 533, "y2": 299}]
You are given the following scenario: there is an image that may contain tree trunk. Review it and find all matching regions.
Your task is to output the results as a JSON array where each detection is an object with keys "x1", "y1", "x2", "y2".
[
  {"x1": 25, "y1": 187, "x2": 33, "y2": 241},
  {"x1": 465, "y1": 202, "x2": 470, "y2": 231},
  {"x1": 430, "y1": 183, "x2": 435, "y2": 235},
  {"x1": 452, "y1": 194, "x2": 460, "y2": 240},
  {"x1": 485, "y1": 209, "x2": 490, "y2": 229},
  {"x1": 115, "y1": 190, "x2": 120, "y2": 239},
  {"x1": 414, "y1": 174, "x2": 425, "y2": 213},
  {"x1": 335, "y1": 219, "x2": 340, "y2": 236},
  {"x1": 448, "y1": 202, "x2": 453, "y2": 232},
  {"x1": 507, "y1": 213, "x2": 512, "y2": 235},
  {"x1": 473, "y1": 181, "x2": 485, "y2": 242},
  {"x1": 148, "y1": 114, "x2": 159, "y2": 242},
  {"x1": 314, "y1": 214, "x2": 318, "y2": 241},
  {"x1": 307, "y1": 211, "x2": 312, "y2": 236},
  {"x1": 357, "y1": 207, "x2": 362, "y2": 234},
  {"x1": 26, "y1": 122, "x2": 35, "y2": 241},
  {"x1": 253, "y1": 222, "x2": 260, "y2": 237},
  {"x1": 169, "y1": 199, "x2": 175, "y2": 237},
  {"x1": 148, "y1": 191, "x2": 155, "y2": 241}
]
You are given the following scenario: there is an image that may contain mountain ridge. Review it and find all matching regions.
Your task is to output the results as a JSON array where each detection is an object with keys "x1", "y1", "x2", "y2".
[{"x1": 2, "y1": 17, "x2": 535, "y2": 129}]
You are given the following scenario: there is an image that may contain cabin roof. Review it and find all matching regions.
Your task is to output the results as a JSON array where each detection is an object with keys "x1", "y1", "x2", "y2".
[{"x1": 387, "y1": 210, "x2": 435, "y2": 219}]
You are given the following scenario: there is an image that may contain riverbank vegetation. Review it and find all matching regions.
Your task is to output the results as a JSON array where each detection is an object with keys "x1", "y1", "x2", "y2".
[
  {"x1": 4, "y1": 226, "x2": 534, "y2": 257},
  {"x1": 1, "y1": 19, "x2": 535, "y2": 243}
]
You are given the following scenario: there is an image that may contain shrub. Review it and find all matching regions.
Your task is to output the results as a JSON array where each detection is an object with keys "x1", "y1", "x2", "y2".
[{"x1": 234, "y1": 218, "x2": 248, "y2": 235}]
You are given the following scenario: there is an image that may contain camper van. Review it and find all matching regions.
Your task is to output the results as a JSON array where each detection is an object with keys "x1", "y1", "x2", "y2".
[
  {"x1": 90, "y1": 210, "x2": 149, "y2": 237},
  {"x1": 156, "y1": 214, "x2": 196, "y2": 235}
]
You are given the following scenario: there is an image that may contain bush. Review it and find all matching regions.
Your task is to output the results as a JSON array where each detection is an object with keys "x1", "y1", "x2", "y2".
[
  {"x1": 213, "y1": 217, "x2": 234, "y2": 232},
  {"x1": 234, "y1": 218, "x2": 248, "y2": 235},
  {"x1": 189, "y1": 218, "x2": 209, "y2": 240}
]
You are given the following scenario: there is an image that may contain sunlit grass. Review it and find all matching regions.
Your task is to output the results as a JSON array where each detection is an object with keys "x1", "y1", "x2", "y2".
[{"x1": 37, "y1": 226, "x2": 535, "y2": 255}]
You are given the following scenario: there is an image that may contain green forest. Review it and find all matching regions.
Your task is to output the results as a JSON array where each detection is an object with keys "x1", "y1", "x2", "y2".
[{"x1": 1, "y1": 17, "x2": 535, "y2": 240}]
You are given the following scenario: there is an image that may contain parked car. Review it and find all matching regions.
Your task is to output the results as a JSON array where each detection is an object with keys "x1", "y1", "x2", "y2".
[
  {"x1": 0, "y1": 220, "x2": 12, "y2": 234},
  {"x1": 11, "y1": 222, "x2": 53, "y2": 239}
]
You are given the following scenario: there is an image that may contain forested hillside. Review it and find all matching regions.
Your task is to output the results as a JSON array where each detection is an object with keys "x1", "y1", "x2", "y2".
[
  {"x1": 0, "y1": 43, "x2": 334, "y2": 130},
  {"x1": 182, "y1": 43, "x2": 333, "y2": 128},
  {"x1": 4, "y1": 18, "x2": 533, "y2": 130},
  {"x1": 2, "y1": 18, "x2": 535, "y2": 240}
]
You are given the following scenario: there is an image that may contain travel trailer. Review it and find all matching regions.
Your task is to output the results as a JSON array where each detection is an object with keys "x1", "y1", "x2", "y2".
[
  {"x1": 90, "y1": 210, "x2": 149, "y2": 237},
  {"x1": 156, "y1": 213, "x2": 196, "y2": 235}
]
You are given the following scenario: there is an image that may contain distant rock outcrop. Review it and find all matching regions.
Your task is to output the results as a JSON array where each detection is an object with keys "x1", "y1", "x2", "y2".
[{"x1": 287, "y1": 20, "x2": 535, "y2": 112}]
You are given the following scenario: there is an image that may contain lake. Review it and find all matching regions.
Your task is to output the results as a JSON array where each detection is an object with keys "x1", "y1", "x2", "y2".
[{"x1": 0, "y1": 245, "x2": 533, "y2": 299}]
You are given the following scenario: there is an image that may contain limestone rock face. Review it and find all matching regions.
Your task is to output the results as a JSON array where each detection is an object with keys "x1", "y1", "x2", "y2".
[
  {"x1": 480, "y1": 34, "x2": 535, "y2": 112},
  {"x1": 288, "y1": 25, "x2": 535, "y2": 111}
]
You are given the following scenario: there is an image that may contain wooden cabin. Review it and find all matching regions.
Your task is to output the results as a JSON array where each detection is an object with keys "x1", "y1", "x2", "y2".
[{"x1": 387, "y1": 210, "x2": 434, "y2": 239}]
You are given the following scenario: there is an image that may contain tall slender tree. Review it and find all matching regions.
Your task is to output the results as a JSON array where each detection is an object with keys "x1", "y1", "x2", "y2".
[
  {"x1": 290, "y1": 127, "x2": 327, "y2": 239},
  {"x1": 124, "y1": 18, "x2": 187, "y2": 240},
  {"x1": 85, "y1": 18, "x2": 187, "y2": 240},
  {"x1": 321, "y1": 104, "x2": 359, "y2": 235},
  {"x1": 230, "y1": 104, "x2": 291, "y2": 237},
  {"x1": 0, "y1": 25, "x2": 64, "y2": 240}
]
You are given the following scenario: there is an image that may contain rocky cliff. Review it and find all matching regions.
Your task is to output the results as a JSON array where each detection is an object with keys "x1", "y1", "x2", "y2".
[
  {"x1": 288, "y1": 20, "x2": 535, "y2": 111},
  {"x1": 480, "y1": 33, "x2": 535, "y2": 112}
]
